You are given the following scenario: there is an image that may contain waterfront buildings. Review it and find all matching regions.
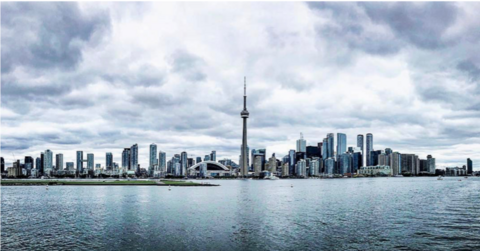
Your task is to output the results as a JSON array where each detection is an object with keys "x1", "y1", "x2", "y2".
[
  {"x1": 359, "y1": 165, "x2": 392, "y2": 176},
  {"x1": 149, "y1": 144, "x2": 157, "y2": 175}
]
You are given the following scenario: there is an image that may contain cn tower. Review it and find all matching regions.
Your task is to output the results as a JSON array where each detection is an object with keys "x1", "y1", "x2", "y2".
[{"x1": 240, "y1": 77, "x2": 249, "y2": 177}]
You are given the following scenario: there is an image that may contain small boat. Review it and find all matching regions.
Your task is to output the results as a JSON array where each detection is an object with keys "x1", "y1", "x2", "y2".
[
  {"x1": 168, "y1": 185, "x2": 171, "y2": 191},
  {"x1": 437, "y1": 176, "x2": 443, "y2": 180},
  {"x1": 46, "y1": 185, "x2": 49, "y2": 190},
  {"x1": 264, "y1": 174, "x2": 279, "y2": 180},
  {"x1": 291, "y1": 184, "x2": 293, "y2": 188}
]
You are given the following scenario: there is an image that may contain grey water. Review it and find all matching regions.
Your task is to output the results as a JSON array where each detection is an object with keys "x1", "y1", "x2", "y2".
[{"x1": 2, "y1": 177, "x2": 480, "y2": 250}]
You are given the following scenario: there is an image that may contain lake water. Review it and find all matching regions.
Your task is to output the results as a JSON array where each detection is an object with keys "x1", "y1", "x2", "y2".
[{"x1": 2, "y1": 177, "x2": 480, "y2": 250}]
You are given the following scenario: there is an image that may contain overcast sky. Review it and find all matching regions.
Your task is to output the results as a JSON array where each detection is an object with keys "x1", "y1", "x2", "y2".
[{"x1": 1, "y1": 2, "x2": 479, "y2": 170}]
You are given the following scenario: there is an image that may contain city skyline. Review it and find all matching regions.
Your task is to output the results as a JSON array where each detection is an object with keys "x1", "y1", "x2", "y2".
[{"x1": 2, "y1": 2, "x2": 480, "y2": 170}]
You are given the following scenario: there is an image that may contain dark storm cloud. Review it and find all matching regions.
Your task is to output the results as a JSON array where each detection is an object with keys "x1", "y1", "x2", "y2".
[
  {"x1": 308, "y1": 2, "x2": 402, "y2": 56},
  {"x1": 457, "y1": 60, "x2": 480, "y2": 83},
  {"x1": 308, "y1": 2, "x2": 459, "y2": 56},
  {"x1": 169, "y1": 50, "x2": 206, "y2": 82},
  {"x1": 1, "y1": 2, "x2": 111, "y2": 73},
  {"x1": 361, "y1": 2, "x2": 458, "y2": 50}
]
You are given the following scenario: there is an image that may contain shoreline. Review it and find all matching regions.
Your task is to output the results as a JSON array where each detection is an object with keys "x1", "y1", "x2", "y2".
[{"x1": 0, "y1": 180, "x2": 219, "y2": 187}]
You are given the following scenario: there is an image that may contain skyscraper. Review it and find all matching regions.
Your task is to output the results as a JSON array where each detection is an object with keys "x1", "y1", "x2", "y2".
[
  {"x1": 357, "y1": 134, "x2": 364, "y2": 166},
  {"x1": 180, "y1": 151, "x2": 188, "y2": 176},
  {"x1": 106, "y1": 152, "x2": 113, "y2": 170},
  {"x1": 55, "y1": 154, "x2": 63, "y2": 171},
  {"x1": 149, "y1": 144, "x2": 157, "y2": 169},
  {"x1": 289, "y1": 149, "x2": 296, "y2": 176},
  {"x1": 427, "y1": 155, "x2": 436, "y2": 174},
  {"x1": 336, "y1": 133, "x2": 347, "y2": 160},
  {"x1": 296, "y1": 133, "x2": 306, "y2": 152},
  {"x1": 130, "y1": 144, "x2": 138, "y2": 171},
  {"x1": 196, "y1": 156, "x2": 202, "y2": 164},
  {"x1": 159, "y1": 151, "x2": 166, "y2": 173},
  {"x1": 240, "y1": 77, "x2": 249, "y2": 177},
  {"x1": 122, "y1": 148, "x2": 130, "y2": 170},
  {"x1": 0, "y1": 157, "x2": 4, "y2": 173},
  {"x1": 87, "y1": 154, "x2": 94, "y2": 170},
  {"x1": 390, "y1": 152, "x2": 401, "y2": 175},
  {"x1": 327, "y1": 133, "x2": 335, "y2": 159},
  {"x1": 25, "y1": 156, "x2": 34, "y2": 171},
  {"x1": 366, "y1": 133, "x2": 373, "y2": 166},
  {"x1": 268, "y1": 154, "x2": 277, "y2": 173},
  {"x1": 44, "y1": 150, "x2": 53, "y2": 174},
  {"x1": 76, "y1": 151, "x2": 83, "y2": 173},
  {"x1": 210, "y1": 151, "x2": 216, "y2": 162},
  {"x1": 35, "y1": 157, "x2": 41, "y2": 172},
  {"x1": 467, "y1": 158, "x2": 473, "y2": 174}
]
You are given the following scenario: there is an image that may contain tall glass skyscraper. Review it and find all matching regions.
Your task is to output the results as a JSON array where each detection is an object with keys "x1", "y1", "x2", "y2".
[
  {"x1": 296, "y1": 133, "x2": 306, "y2": 153},
  {"x1": 106, "y1": 152, "x2": 113, "y2": 170},
  {"x1": 336, "y1": 133, "x2": 347, "y2": 160},
  {"x1": 122, "y1": 148, "x2": 130, "y2": 170},
  {"x1": 196, "y1": 156, "x2": 202, "y2": 164},
  {"x1": 55, "y1": 154, "x2": 63, "y2": 171},
  {"x1": 289, "y1": 149, "x2": 296, "y2": 176},
  {"x1": 181, "y1": 151, "x2": 188, "y2": 176},
  {"x1": 43, "y1": 149, "x2": 53, "y2": 173},
  {"x1": 366, "y1": 133, "x2": 373, "y2": 166},
  {"x1": 76, "y1": 151, "x2": 83, "y2": 173},
  {"x1": 210, "y1": 151, "x2": 216, "y2": 162},
  {"x1": 327, "y1": 133, "x2": 335, "y2": 159},
  {"x1": 87, "y1": 153, "x2": 94, "y2": 170},
  {"x1": 130, "y1": 144, "x2": 138, "y2": 172},
  {"x1": 467, "y1": 158, "x2": 473, "y2": 174},
  {"x1": 158, "y1": 151, "x2": 166, "y2": 172},
  {"x1": 357, "y1": 134, "x2": 364, "y2": 166},
  {"x1": 149, "y1": 144, "x2": 157, "y2": 170}
]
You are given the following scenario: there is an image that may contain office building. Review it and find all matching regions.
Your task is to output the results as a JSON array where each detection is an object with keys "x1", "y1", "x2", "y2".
[
  {"x1": 44, "y1": 149, "x2": 53, "y2": 174},
  {"x1": 210, "y1": 151, "x2": 216, "y2": 162},
  {"x1": 106, "y1": 152, "x2": 113, "y2": 170},
  {"x1": 366, "y1": 133, "x2": 373, "y2": 166},
  {"x1": 87, "y1": 154, "x2": 94, "y2": 170},
  {"x1": 289, "y1": 149, "x2": 296, "y2": 176},
  {"x1": 181, "y1": 151, "x2": 188, "y2": 176},
  {"x1": 467, "y1": 158, "x2": 473, "y2": 174},
  {"x1": 122, "y1": 148, "x2": 130, "y2": 170},
  {"x1": 55, "y1": 154, "x2": 63, "y2": 171},
  {"x1": 268, "y1": 154, "x2": 277, "y2": 173},
  {"x1": 357, "y1": 134, "x2": 364, "y2": 166},
  {"x1": 130, "y1": 144, "x2": 138, "y2": 172},
  {"x1": 196, "y1": 156, "x2": 202, "y2": 164},
  {"x1": 296, "y1": 133, "x2": 306, "y2": 152},
  {"x1": 66, "y1": 162, "x2": 74, "y2": 171},
  {"x1": 336, "y1": 133, "x2": 347, "y2": 160},
  {"x1": 76, "y1": 151, "x2": 84, "y2": 173},
  {"x1": 296, "y1": 159, "x2": 307, "y2": 177},
  {"x1": 325, "y1": 158, "x2": 335, "y2": 175},
  {"x1": 390, "y1": 152, "x2": 401, "y2": 176}
]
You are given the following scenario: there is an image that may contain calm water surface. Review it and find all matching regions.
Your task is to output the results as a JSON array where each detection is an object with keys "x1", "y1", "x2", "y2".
[{"x1": 2, "y1": 177, "x2": 480, "y2": 250}]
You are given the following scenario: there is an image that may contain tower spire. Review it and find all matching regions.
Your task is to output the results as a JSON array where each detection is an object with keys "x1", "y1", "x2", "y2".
[{"x1": 244, "y1": 76, "x2": 246, "y2": 96}]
